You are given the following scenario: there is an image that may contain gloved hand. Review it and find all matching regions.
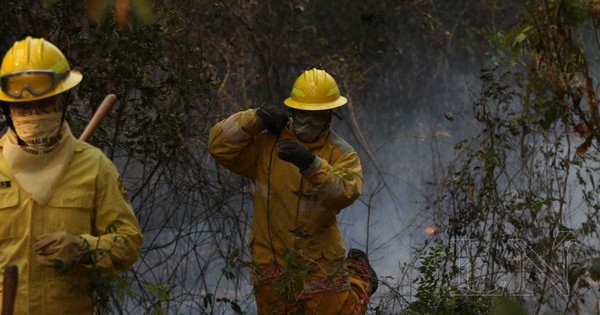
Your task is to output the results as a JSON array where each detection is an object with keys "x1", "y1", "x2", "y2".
[
  {"x1": 256, "y1": 105, "x2": 289, "y2": 136},
  {"x1": 34, "y1": 232, "x2": 85, "y2": 272},
  {"x1": 277, "y1": 139, "x2": 315, "y2": 172}
]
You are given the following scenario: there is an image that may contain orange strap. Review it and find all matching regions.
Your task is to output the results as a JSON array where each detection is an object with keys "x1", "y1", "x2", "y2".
[{"x1": 252, "y1": 264, "x2": 351, "y2": 300}]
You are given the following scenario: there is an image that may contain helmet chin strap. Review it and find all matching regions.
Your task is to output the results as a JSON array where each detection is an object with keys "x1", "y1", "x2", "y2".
[
  {"x1": 53, "y1": 91, "x2": 70, "y2": 144},
  {"x1": 59, "y1": 91, "x2": 70, "y2": 127}
]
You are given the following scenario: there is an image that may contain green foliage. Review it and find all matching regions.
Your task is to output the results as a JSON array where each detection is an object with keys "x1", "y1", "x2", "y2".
[
  {"x1": 333, "y1": 168, "x2": 362, "y2": 182},
  {"x1": 265, "y1": 248, "x2": 314, "y2": 299},
  {"x1": 194, "y1": 249, "x2": 249, "y2": 314},
  {"x1": 147, "y1": 283, "x2": 171, "y2": 303},
  {"x1": 490, "y1": 296, "x2": 529, "y2": 315},
  {"x1": 402, "y1": 238, "x2": 493, "y2": 315},
  {"x1": 145, "y1": 282, "x2": 171, "y2": 315},
  {"x1": 501, "y1": 0, "x2": 600, "y2": 147},
  {"x1": 201, "y1": 293, "x2": 246, "y2": 315},
  {"x1": 420, "y1": 59, "x2": 600, "y2": 313}
]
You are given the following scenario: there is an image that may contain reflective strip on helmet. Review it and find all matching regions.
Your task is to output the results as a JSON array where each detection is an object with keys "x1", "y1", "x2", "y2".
[
  {"x1": 327, "y1": 87, "x2": 339, "y2": 96},
  {"x1": 49, "y1": 59, "x2": 70, "y2": 74},
  {"x1": 292, "y1": 87, "x2": 306, "y2": 97}
]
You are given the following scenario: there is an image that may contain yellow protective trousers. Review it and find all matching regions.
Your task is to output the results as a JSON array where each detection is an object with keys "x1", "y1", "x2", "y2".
[{"x1": 252, "y1": 258, "x2": 371, "y2": 315}]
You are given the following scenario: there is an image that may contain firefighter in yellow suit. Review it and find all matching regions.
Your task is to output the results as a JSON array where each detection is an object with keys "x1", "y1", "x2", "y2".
[
  {"x1": 0, "y1": 37, "x2": 143, "y2": 314},
  {"x1": 209, "y1": 68, "x2": 377, "y2": 314}
]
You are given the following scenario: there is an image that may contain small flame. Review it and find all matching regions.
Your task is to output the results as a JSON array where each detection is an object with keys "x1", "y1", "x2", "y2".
[{"x1": 424, "y1": 226, "x2": 437, "y2": 235}]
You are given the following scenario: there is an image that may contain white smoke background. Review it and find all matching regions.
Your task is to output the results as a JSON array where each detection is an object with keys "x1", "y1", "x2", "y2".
[
  {"x1": 329, "y1": 16, "x2": 600, "y2": 314},
  {"x1": 333, "y1": 69, "x2": 482, "y2": 308}
]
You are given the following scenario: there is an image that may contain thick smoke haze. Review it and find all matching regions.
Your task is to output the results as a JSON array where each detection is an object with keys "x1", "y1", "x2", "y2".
[{"x1": 335, "y1": 68, "x2": 483, "y2": 298}]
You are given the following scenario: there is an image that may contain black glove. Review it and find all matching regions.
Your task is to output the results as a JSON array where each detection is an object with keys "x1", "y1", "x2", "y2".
[
  {"x1": 256, "y1": 106, "x2": 289, "y2": 136},
  {"x1": 277, "y1": 139, "x2": 315, "y2": 172}
]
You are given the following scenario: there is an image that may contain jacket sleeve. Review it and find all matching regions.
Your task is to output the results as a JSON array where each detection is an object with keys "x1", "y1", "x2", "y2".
[
  {"x1": 303, "y1": 151, "x2": 363, "y2": 212},
  {"x1": 208, "y1": 108, "x2": 264, "y2": 179},
  {"x1": 80, "y1": 155, "x2": 143, "y2": 274}
]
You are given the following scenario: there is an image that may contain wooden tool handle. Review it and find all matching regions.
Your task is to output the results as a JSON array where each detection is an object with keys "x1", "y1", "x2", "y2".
[
  {"x1": 2, "y1": 264, "x2": 18, "y2": 315},
  {"x1": 79, "y1": 94, "x2": 118, "y2": 142}
]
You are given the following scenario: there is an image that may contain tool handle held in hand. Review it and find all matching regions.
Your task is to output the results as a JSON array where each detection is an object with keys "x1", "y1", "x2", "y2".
[
  {"x1": 79, "y1": 94, "x2": 117, "y2": 142},
  {"x1": 2, "y1": 264, "x2": 18, "y2": 315}
]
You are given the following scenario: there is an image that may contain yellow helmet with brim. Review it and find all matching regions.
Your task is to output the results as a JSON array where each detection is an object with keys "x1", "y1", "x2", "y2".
[
  {"x1": 0, "y1": 36, "x2": 82, "y2": 102},
  {"x1": 284, "y1": 68, "x2": 347, "y2": 111}
]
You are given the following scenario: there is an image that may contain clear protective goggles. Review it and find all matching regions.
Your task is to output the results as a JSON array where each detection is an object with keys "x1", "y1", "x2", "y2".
[
  {"x1": 291, "y1": 109, "x2": 331, "y2": 126},
  {"x1": 0, "y1": 70, "x2": 69, "y2": 99}
]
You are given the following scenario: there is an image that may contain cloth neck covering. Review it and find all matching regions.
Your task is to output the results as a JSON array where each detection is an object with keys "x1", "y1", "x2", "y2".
[{"x1": 2, "y1": 123, "x2": 75, "y2": 205}]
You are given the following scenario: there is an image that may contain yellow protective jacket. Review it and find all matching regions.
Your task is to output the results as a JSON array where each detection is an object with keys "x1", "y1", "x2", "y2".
[
  {"x1": 209, "y1": 109, "x2": 362, "y2": 265},
  {"x1": 0, "y1": 134, "x2": 143, "y2": 315}
]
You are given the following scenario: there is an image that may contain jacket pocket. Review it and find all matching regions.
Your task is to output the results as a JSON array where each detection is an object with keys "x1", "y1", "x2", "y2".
[
  {"x1": 0, "y1": 187, "x2": 18, "y2": 207},
  {"x1": 47, "y1": 189, "x2": 94, "y2": 235},
  {"x1": 45, "y1": 279, "x2": 93, "y2": 315},
  {"x1": 0, "y1": 188, "x2": 22, "y2": 239}
]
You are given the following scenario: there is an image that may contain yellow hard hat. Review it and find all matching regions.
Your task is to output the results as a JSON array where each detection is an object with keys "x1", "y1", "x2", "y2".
[
  {"x1": 0, "y1": 36, "x2": 82, "y2": 102},
  {"x1": 284, "y1": 68, "x2": 347, "y2": 110}
]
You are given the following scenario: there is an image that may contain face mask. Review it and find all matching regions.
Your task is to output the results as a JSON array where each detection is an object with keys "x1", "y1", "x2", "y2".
[
  {"x1": 292, "y1": 110, "x2": 331, "y2": 142},
  {"x1": 11, "y1": 112, "x2": 63, "y2": 149},
  {"x1": 293, "y1": 119, "x2": 329, "y2": 142}
]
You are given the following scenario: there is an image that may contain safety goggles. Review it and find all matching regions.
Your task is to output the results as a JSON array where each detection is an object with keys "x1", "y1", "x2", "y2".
[
  {"x1": 0, "y1": 70, "x2": 69, "y2": 98},
  {"x1": 291, "y1": 109, "x2": 331, "y2": 125}
]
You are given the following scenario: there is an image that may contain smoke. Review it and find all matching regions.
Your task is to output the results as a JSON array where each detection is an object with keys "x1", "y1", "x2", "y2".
[{"x1": 334, "y1": 65, "x2": 484, "y2": 302}]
